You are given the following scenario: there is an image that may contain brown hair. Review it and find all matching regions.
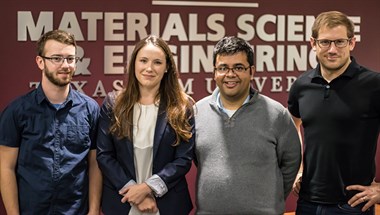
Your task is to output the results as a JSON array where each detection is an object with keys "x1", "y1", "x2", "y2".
[
  {"x1": 110, "y1": 35, "x2": 194, "y2": 146},
  {"x1": 36, "y1": 29, "x2": 77, "y2": 56},
  {"x1": 311, "y1": 11, "x2": 355, "y2": 39}
]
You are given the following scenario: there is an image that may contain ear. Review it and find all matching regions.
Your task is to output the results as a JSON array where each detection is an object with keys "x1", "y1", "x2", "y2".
[
  {"x1": 213, "y1": 70, "x2": 217, "y2": 81},
  {"x1": 349, "y1": 37, "x2": 356, "y2": 51},
  {"x1": 36, "y1": 56, "x2": 45, "y2": 71},
  {"x1": 310, "y1": 37, "x2": 317, "y2": 51},
  {"x1": 250, "y1": 65, "x2": 255, "y2": 80}
]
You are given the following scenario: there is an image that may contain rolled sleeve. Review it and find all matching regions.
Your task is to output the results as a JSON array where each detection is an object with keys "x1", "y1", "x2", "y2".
[{"x1": 145, "y1": 174, "x2": 168, "y2": 197}]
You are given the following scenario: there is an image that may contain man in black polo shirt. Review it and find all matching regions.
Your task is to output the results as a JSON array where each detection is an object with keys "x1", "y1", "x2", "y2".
[{"x1": 288, "y1": 11, "x2": 380, "y2": 215}]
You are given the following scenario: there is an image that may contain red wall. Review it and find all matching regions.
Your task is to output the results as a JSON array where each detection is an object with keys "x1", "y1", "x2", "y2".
[{"x1": 0, "y1": 0, "x2": 379, "y2": 214}]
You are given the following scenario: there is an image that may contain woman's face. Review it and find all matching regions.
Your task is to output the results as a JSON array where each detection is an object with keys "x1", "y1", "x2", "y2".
[{"x1": 135, "y1": 43, "x2": 167, "y2": 92}]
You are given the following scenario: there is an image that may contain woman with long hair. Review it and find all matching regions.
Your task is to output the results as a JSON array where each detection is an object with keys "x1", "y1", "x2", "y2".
[{"x1": 97, "y1": 35, "x2": 195, "y2": 215}]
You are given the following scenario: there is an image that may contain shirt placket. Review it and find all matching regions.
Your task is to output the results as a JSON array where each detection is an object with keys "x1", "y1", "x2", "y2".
[{"x1": 52, "y1": 110, "x2": 62, "y2": 182}]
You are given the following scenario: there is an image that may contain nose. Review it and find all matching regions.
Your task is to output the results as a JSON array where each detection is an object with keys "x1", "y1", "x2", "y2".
[
  {"x1": 145, "y1": 65, "x2": 152, "y2": 72},
  {"x1": 328, "y1": 42, "x2": 338, "y2": 52},
  {"x1": 225, "y1": 69, "x2": 237, "y2": 76},
  {"x1": 144, "y1": 61, "x2": 154, "y2": 72},
  {"x1": 61, "y1": 58, "x2": 71, "y2": 67}
]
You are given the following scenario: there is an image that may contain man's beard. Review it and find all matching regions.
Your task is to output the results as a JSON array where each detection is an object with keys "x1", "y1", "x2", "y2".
[{"x1": 44, "y1": 68, "x2": 73, "y2": 87}]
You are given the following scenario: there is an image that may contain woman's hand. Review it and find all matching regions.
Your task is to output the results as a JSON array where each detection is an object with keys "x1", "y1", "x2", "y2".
[
  {"x1": 136, "y1": 195, "x2": 158, "y2": 213},
  {"x1": 120, "y1": 183, "x2": 152, "y2": 205}
]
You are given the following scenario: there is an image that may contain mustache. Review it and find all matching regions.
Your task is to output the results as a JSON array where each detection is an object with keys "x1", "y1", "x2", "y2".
[
  {"x1": 327, "y1": 53, "x2": 338, "y2": 57},
  {"x1": 57, "y1": 69, "x2": 74, "y2": 74}
]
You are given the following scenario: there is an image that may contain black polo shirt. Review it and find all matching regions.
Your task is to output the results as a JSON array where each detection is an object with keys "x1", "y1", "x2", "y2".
[{"x1": 288, "y1": 57, "x2": 380, "y2": 204}]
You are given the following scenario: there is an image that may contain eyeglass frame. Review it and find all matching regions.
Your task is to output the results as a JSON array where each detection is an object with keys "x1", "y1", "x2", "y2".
[
  {"x1": 40, "y1": 55, "x2": 80, "y2": 65},
  {"x1": 214, "y1": 65, "x2": 251, "y2": 74},
  {"x1": 313, "y1": 38, "x2": 352, "y2": 49}
]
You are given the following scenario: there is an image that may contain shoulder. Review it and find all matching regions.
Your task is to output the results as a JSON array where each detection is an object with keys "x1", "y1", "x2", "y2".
[
  {"x1": 288, "y1": 69, "x2": 316, "y2": 96},
  {"x1": 71, "y1": 90, "x2": 98, "y2": 105},
  {"x1": 98, "y1": 91, "x2": 121, "y2": 116},
  {"x1": 254, "y1": 94, "x2": 293, "y2": 125},
  {"x1": 103, "y1": 91, "x2": 120, "y2": 107},
  {"x1": 256, "y1": 94, "x2": 286, "y2": 112},
  {"x1": 193, "y1": 95, "x2": 214, "y2": 121},
  {"x1": 357, "y1": 65, "x2": 380, "y2": 80},
  {"x1": 196, "y1": 94, "x2": 213, "y2": 106},
  {"x1": 349, "y1": 64, "x2": 380, "y2": 95},
  {"x1": 0, "y1": 90, "x2": 39, "y2": 128},
  {"x1": 2, "y1": 89, "x2": 37, "y2": 113},
  {"x1": 70, "y1": 90, "x2": 100, "y2": 116},
  {"x1": 292, "y1": 69, "x2": 315, "y2": 85},
  {"x1": 253, "y1": 94, "x2": 292, "y2": 122},
  {"x1": 351, "y1": 57, "x2": 380, "y2": 79},
  {"x1": 183, "y1": 93, "x2": 195, "y2": 106}
]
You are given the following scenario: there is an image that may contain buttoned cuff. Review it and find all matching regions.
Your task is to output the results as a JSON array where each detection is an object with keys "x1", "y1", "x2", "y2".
[{"x1": 145, "y1": 174, "x2": 168, "y2": 197}]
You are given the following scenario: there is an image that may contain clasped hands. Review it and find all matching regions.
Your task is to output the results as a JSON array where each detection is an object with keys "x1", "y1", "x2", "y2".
[{"x1": 119, "y1": 183, "x2": 158, "y2": 213}]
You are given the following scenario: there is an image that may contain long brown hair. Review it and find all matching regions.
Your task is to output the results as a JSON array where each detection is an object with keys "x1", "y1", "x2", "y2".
[{"x1": 110, "y1": 35, "x2": 194, "y2": 146}]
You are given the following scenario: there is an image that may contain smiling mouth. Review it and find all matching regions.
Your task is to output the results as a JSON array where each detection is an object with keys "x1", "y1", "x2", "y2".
[
  {"x1": 58, "y1": 72, "x2": 71, "y2": 76},
  {"x1": 142, "y1": 72, "x2": 155, "y2": 76},
  {"x1": 326, "y1": 54, "x2": 339, "y2": 59},
  {"x1": 224, "y1": 81, "x2": 239, "y2": 87}
]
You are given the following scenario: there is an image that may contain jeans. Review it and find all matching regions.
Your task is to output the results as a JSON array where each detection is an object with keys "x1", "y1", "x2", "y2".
[{"x1": 296, "y1": 198, "x2": 374, "y2": 215}]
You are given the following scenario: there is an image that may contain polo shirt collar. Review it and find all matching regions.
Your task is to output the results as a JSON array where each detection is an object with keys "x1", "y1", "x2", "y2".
[{"x1": 309, "y1": 56, "x2": 359, "y2": 80}]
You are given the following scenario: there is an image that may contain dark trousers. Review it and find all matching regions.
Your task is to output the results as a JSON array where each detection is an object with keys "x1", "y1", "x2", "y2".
[{"x1": 296, "y1": 198, "x2": 374, "y2": 215}]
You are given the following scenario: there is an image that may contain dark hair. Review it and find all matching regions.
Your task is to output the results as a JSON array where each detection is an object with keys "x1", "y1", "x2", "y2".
[
  {"x1": 110, "y1": 35, "x2": 194, "y2": 146},
  {"x1": 312, "y1": 11, "x2": 355, "y2": 39},
  {"x1": 213, "y1": 36, "x2": 254, "y2": 66},
  {"x1": 36, "y1": 29, "x2": 77, "y2": 56}
]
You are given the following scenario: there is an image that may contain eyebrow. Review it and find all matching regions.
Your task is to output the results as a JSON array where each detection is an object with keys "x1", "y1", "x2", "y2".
[
  {"x1": 49, "y1": 54, "x2": 75, "y2": 57},
  {"x1": 217, "y1": 63, "x2": 245, "y2": 67}
]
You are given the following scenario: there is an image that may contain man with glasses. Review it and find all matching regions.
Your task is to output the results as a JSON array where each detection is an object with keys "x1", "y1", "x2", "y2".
[
  {"x1": 288, "y1": 11, "x2": 380, "y2": 214},
  {"x1": 0, "y1": 29, "x2": 102, "y2": 215},
  {"x1": 194, "y1": 36, "x2": 301, "y2": 214}
]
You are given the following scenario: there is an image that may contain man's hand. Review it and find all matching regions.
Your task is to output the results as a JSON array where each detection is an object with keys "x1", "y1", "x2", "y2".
[
  {"x1": 347, "y1": 181, "x2": 380, "y2": 212},
  {"x1": 292, "y1": 172, "x2": 302, "y2": 196}
]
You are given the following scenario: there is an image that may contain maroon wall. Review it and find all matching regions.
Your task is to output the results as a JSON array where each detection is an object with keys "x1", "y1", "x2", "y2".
[{"x1": 0, "y1": 0, "x2": 379, "y2": 214}]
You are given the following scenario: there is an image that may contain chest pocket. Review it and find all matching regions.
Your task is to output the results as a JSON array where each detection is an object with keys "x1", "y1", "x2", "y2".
[{"x1": 65, "y1": 125, "x2": 91, "y2": 153}]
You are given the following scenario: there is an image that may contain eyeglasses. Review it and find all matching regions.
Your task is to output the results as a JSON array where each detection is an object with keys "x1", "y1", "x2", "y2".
[
  {"x1": 214, "y1": 65, "x2": 250, "y2": 74},
  {"x1": 40, "y1": 56, "x2": 80, "y2": 65},
  {"x1": 314, "y1": 38, "x2": 352, "y2": 48}
]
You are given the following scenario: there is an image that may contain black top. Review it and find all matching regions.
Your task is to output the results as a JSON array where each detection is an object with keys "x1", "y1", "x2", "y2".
[{"x1": 288, "y1": 57, "x2": 380, "y2": 204}]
